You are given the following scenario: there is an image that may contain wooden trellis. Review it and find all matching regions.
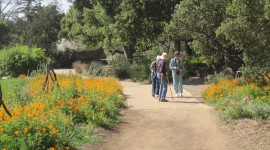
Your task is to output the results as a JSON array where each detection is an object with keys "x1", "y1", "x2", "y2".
[
  {"x1": 0, "y1": 84, "x2": 12, "y2": 117},
  {"x1": 42, "y1": 63, "x2": 60, "y2": 92}
]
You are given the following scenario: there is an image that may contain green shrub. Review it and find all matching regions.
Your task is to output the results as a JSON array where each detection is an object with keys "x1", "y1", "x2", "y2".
[
  {"x1": 111, "y1": 55, "x2": 131, "y2": 80},
  {"x1": 183, "y1": 55, "x2": 212, "y2": 77},
  {"x1": 203, "y1": 79, "x2": 270, "y2": 120},
  {"x1": 53, "y1": 48, "x2": 76, "y2": 68},
  {"x1": 0, "y1": 45, "x2": 46, "y2": 77},
  {"x1": 243, "y1": 67, "x2": 270, "y2": 87},
  {"x1": 130, "y1": 62, "x2": 151, "y2": 82},
  {"x1": 115, "y1": 63, "x2": 131, "y2": 80},
  {"x1": 114, "y1": 61, "x2": 151, "y2": 82}
]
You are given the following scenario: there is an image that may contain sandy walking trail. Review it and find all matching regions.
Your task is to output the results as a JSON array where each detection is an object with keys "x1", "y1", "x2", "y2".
[{"x1": 82, "y1": 81, "x2": 238, "y2": 150}]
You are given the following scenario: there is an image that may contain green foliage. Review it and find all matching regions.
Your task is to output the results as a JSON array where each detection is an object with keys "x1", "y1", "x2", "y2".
[
  {"x1": 130, "y1": 62, "x2": 151, "y2": 82},
  {"x1": 1, "y1": 1, "x2": 61, "y2": 56},
  {"x1": 167, "y1": 0, "x2": 243, "y2": 72},
  {"x1": 0, "y1": 75, "x2": 124, "y2": 149},
  {"x1": 0, "y1": 78, "x2": 18, "y2": 100},
  {"x1": 22, "y1": 5, "x2": 64, "y2": 56},
  {"x1": 0, "y1": 19, "x2": 10, "y2": 49},
  {"x1": 114, "y1": 63, "x2": 131, "y2": 80},
  {"x1": 0, "y1": 0, "x2": 43, "y2": 20},
  {"x1": 110, "y1": 53, "x2": 152, "y2": 81},
  {"x1": 216, "y1": 0, "x2": 270, "y2": 84},
  {"x1": 0, "y1": 45, "x2": 45, "y2": 77},
  {"x1": 203, "y1": 79, "x2": 270, "y2": 120},
  {"x1": 183, "y1": 55, "x2": 210, "y2": 77},
  {"x1": 53, "y1": 49, "x2": 77, "y2": 68},
  {"x1": 60, "y1": 0, "x2": 181, "y2": 61}
]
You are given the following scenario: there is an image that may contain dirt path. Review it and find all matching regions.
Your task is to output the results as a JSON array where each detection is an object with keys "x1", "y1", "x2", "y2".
[{"x1": 82, "y1": 80, "x2": 239, "y2": 150}]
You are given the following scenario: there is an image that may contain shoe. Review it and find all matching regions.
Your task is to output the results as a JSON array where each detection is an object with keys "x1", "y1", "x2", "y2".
[
  {"x1": 176, "y1": 94, "x2": 179, "y2": 97},
  {"x1": 160, "y1": 99, "x2": 168, "y2": 102},
  {"x1": 179, "y1": 93, "x2": 183, "y2": 97},
  {"x1": 152, "y1": 94, "x2": 155, "y2": 97}
]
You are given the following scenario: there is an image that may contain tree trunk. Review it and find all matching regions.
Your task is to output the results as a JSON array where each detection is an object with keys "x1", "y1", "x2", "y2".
[
  {"x1": 174, "y1": 39, "x2": 180, "y2": 52},
  {"x1": 123, "y1": 46, "x2": 135, "y2": 64}
]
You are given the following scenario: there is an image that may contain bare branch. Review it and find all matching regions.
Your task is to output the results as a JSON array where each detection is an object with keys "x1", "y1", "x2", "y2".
[{"x1": 2, "y1": 0, "x2": 12, "y2": 12}]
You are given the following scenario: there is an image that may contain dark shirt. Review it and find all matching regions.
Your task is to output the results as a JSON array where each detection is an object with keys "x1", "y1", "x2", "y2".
[
  {"x1": 158, "y1": 59, "x2": 167, "y2": 75},
  {"x1": 150, "y1": 61, "x2": 157, "y2": 75}
]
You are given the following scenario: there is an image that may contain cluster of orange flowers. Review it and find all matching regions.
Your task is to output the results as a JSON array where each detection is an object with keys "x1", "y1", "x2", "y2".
[
  {"x1": 203, "y1": 80, "x2": 242, "y2": 101},
  {"x1": 0, "y1": 74, "x2": 124, "y2": 149},
  {"x1": 27, "y1": 75, "x2": 123, "y2": 96}
]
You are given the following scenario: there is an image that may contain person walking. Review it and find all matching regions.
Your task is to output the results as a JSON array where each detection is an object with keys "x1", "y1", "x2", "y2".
[
  {"x1": 169, "y1": 51, "x2": 185, "y2": 97},
  {"x1": 157, "y1": 52, "x2": 169, "y2": 102},
  {"x1": 150, "y1": 55, "x2": 160, "y2": 97}
]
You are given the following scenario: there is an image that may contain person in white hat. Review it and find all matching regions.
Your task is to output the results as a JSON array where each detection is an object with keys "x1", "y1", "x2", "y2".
[
  {"x1": 150, "y1": 55, "x2": 161, "y2": 97},
  {"x1": 169, "y1": 51, "x2": 185, "y2": 97},
  {"x1": 157, "y1": 52, "x2": 169, "y2": 102}
]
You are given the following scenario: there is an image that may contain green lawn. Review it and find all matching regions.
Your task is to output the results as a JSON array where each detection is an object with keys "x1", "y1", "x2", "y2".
[{"x1": 0, "y1": 78, "x2": 18, "y2": 100}]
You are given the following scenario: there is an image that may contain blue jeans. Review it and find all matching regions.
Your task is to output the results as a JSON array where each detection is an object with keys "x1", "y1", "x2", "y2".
[
  {"x1": 151, "y1": 74, "x2": 160, "y2": 96},
  {"x1": 157, "y1": 73, "x2": 167, "y2": 100}
]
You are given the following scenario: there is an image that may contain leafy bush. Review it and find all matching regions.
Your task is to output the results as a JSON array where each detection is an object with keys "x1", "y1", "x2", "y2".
[
  {"x1": 130, "y1": 62, "x2": 151, "y2": 82},
  {"x1": 0, "y1": 19, "x2": 10, "y2": 49},
  {"x1": 53, "y1": 49, "x2": 76, "y2": 68},
  {"x1": 244, "y1": 69, "x2": 270, "y2": 87},
  {"x1": 0, "y1": 75, "x2": 124, "y2": 149},
  {"x1": 0, "y1": 45, "x2": 46, "y2": 77},
  {"x1": 111, "y1": 55, "x2": 131, "y2": 80},
  {"x1": 114, "y1": 63, "x2": 131, "y2": 80},
  {"x1": 114, "y1": 61, "x2": 151, "y2": 82},
  {"x1": 202, "y1": 79, "x2": 270, "y2": 120},
  {"x1": 184, "y1": 56, "x2": 211, "y2": 77}
]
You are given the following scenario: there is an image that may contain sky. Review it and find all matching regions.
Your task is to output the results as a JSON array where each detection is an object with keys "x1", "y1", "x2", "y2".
[
  {"x1": 43, "y1": 0, "x2": 73, "y2": 13},
  {"x1": 2, "y1": 0, "x2": 73, "y2": 14}
]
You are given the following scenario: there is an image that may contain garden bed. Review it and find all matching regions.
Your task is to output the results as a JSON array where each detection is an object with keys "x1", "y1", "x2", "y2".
[
  {"x1": 202, "y1": 79, "x2": 270, "y2": 120},
  {"x1": 0, "y1": 75, "x2": 124, "y2": 149}
]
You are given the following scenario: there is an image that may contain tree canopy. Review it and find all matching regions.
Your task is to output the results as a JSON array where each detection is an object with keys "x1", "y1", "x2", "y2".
[
  {"x1": 166, "y1": 0, "x2": 243, "y2": 71},
  {"x1": 0, "y1": 19, "x2": 9, "y2": 48},
  {"x1": 60, "y1": 0, "x2": 181, "y2": 61},
  {"x1": 217, "y1": 0, "x2": 270, "y2": 78},
  {"x1": 1, "y1": 0, "x2": 270, "y2": 80},
  {"x1": 22, "y1": 4, "x2": 64, "y2": 55},
  {"x1": 0, "y1": 0, "x2": 43, "y2": 20}
]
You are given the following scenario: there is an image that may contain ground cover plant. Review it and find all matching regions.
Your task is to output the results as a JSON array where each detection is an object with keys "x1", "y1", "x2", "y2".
[
  {"x1": 202, "y1": 79, "x2": 270, "y2": 120},
  {"x1": 0, "y1": 78, "x2": 18, "y2": 100},
  {"x1": 0, "y1": 74, "x2": 124, "y2": 149}
]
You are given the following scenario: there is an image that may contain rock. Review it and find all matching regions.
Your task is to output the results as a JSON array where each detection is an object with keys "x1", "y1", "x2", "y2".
[
  {"x1": 242, "y1": 95, "x2": 252, "y2": 104},
  {"x1": 1, "y1": 77, "x2": 8, "y2": 80},
  {"x1": 220, "y1": 67, "x2": 235, "y2": 79}
]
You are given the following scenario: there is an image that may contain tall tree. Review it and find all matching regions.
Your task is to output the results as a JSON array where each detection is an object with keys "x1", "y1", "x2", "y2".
[
  {"x1": 114, "y1": 0, "x2": 181, "y2": 61},
  {"x1": 167, "y1": 0, "x2": 243, "y2": 71},
  {"x1": 60, "y1": 0, "x2": 181, "y2": 62},
  {"x1": 217, "y1": 0, "x2": 270, "y2": 78},
  {"x1": 0, "y1": 0, "x2": 42, "y2": 20},
  {"x1": 22, "y1": 4, "x2": 64, "y2": 56},
  {"x1": 0, "y1": 18, "x2": 10, "y2": 48}
]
